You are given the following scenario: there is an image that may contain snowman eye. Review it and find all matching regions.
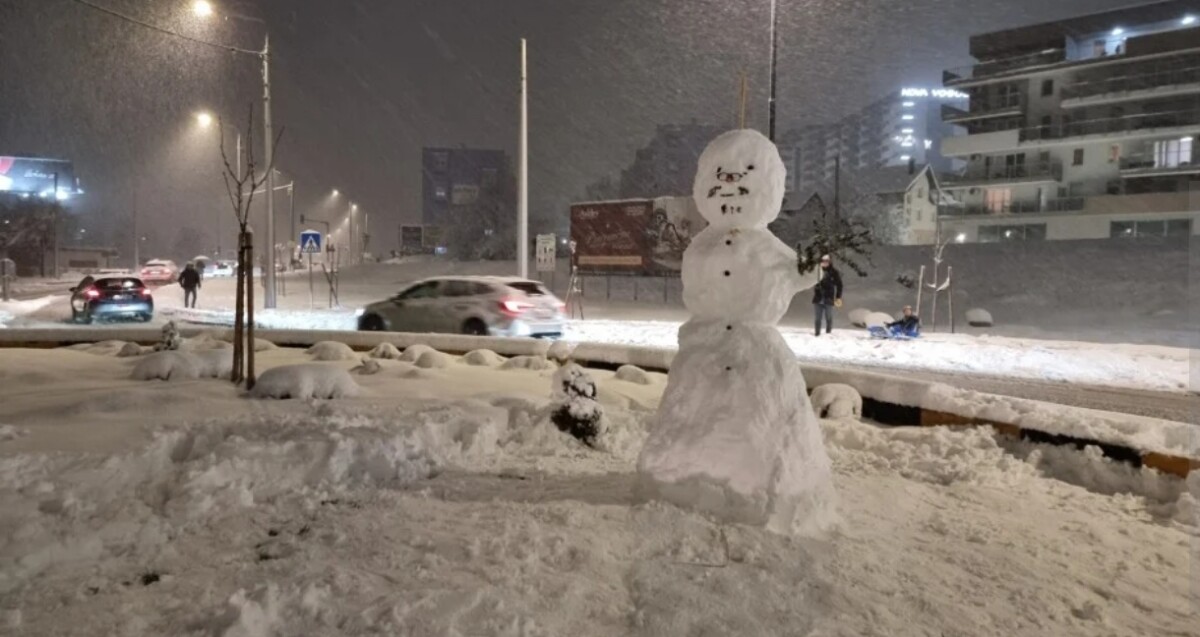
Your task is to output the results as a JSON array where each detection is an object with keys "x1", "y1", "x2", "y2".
[{"x1": 747, "y1": 165, "x2": 755, "y2": 171}]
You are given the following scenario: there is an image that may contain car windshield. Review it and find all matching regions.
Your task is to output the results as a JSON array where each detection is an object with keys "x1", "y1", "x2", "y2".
[
  {"x1": 94, "y1": 278, "x2": 143, "y2": 290},
  {"x1": 506, "y1": 282, "x2": 547, "y2": 296}
]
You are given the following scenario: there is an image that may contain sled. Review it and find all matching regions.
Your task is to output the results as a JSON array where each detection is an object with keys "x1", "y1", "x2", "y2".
[{"x1": 868, "y1": 325, "x2": 921, "y2": 341}]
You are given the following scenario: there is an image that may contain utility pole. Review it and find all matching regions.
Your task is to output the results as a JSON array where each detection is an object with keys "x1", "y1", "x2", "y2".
[
  {"x1": 132, "y1": 187, "x2": 139, "y2": 271},
  {"x1": 52, "y1": 172, "x2": 60, "y2": 278},
  {"x1": 767, "y1": 0, "x2": 779, "y2": 141},
  {"x1": 262, "y1": 34, "x2": 277, "y2": 308},
  {"x1": 517, "y1": 38, "x2": 530, "y2": 279}
]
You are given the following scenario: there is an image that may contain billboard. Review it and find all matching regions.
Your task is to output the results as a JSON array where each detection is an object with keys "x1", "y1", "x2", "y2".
[
  {"x1": 400, "y1": 225, "x2": 424, "y2": 254},
  {"x1": 0, "y1": 157, "x2": 82, "y2": 200},
  {"x1": 569, "y1": 196, "x2": 706, "y2": 274}
]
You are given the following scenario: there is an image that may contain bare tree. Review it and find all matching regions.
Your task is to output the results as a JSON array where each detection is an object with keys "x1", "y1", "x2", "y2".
[
  {"x1": 218, "y1": 106, "x2": 283, "y2": 388},
  {"x1": 918, "y1": 229, "x2": 952, "y2": 331}
]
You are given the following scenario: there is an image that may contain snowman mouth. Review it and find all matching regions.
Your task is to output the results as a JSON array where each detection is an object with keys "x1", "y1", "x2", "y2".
[
  {"x1": 720, "y1": 203, "x2": 743, "y2": 214},
  {"x1": 708, "y1": 186, "x2": 751, "y2": 199}
]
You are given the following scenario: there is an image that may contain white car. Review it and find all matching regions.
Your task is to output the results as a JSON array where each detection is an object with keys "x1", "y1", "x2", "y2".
[
  {"x1": 206, "y1": 260, "x2": 236, "y2": 278},
  {"x1": 357, "y1": 276, "x2": 565, "y2": 338}
]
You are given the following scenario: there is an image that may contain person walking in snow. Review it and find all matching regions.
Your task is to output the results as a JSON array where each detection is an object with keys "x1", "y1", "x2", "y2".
[
  {"x1": 811, "y1": 254, "x2": 843, "y2": 337},
  {"x1": 178, "y1": 262, "x2": 201, "y2": 309}
]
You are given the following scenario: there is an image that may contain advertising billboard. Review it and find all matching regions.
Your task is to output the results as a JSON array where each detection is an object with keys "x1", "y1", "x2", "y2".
[
  {"x1": 569, "y1": 196, "x2": 706, "y2": 274},
  {"x1": 400, "y1": 225, "x2": 424, "y2": 254},
  {"x1": 0, "y1": 157, "x2": 82, "y2": 200}
]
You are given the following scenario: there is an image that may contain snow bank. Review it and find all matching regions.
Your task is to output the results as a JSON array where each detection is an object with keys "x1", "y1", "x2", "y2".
[
  {"x1": 462, "y1": 349, "x2": 505, "y2": 367},
  {"x1": 250, "y1": 364, "x2": 361, "y2": 400},
  {"x1": 130, "y1": 349, "x2": 233, "y2": 381},
  {"x1": 0, "y1": 424, "x2": 27, "y2": 441},
  {"x1": 368, "y1": 342, "x2": 402, "y2": 359},
  {"x1": 413, "y1": 350, "x2": 451, "y2": 369},
  {"x1": 810, "y1": 383, "x2": 862, "y2": 419},
  {"x1": 967, "y1": 308, "x2": 994, "y2": 327},
  {"x1": 864, "y1": 311, "x2": 894, "y2": 328},
  {"x1": 500, "y1": 355, "x2": 557, "y2": 371},
  {"x1": 306, "y1": 341, "x2": 358, "y2": 361},
  {"x1": 398, "y1": 344, "x2": 436, "y2": 363},
  {"x1": 614, "y1": 364, "x2": 653, "y2": 385}
]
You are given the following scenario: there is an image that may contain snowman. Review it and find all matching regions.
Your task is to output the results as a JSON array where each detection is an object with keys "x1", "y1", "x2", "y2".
[{"x1": 636, "y1": 128, "x2": 837, "y2": 536}]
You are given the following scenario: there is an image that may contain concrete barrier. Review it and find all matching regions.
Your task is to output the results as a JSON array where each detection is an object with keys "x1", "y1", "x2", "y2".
[{"x1": 1, "y1": 327, "x2": 1194, "y2": 477}]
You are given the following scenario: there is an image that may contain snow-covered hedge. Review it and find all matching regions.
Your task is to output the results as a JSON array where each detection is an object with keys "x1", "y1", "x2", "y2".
[
  {"x1": 250, "y1": 364, "x2": 360, "y2": 400},
  {"x1": 501, "y1": 355, "x2": 557, "y2": 372},
  {"x1": 463, "y1": 349, "x2": 506, "y2": 367},
  {"x1": 613, "y1": 364, "x2": 652, "y2": 385},
  {"x1": 810, "y1": 383, "x2": 862, "y2": 419},
  {"x1": 966, "y1": 308, "x2": 994, "y2": 327},
  {"x1": 307, "y1": 341, "x2": 358, "y2": 361},
  {"x1": 368, "y1": 342, "x2": 402, "y2": 359}
]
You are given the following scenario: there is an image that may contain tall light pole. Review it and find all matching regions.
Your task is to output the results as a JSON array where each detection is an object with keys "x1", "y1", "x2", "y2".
[
  {"x1": 768, "y1": 0, "x2": 779, "y2": 141},
  {"x1": 517, "y1": 38, "x2": 529, "y2": 279}
]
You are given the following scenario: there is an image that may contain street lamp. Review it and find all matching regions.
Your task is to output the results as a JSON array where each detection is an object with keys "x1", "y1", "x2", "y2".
[
  {"x1": 196, "y1": 112, "x2": 213, "y2": 128},
  {"x1": 331, "y1": 189, "x2": 339, "y2": 197},
  {"x1": 192, "y1": 0, "x2": 213, "y2": 18}
]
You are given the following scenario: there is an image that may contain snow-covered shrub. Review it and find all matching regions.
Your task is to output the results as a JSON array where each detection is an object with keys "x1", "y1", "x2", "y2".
[
  {"x1": 399, "y1": 344, "x2": 436, "y2": 363},
  {"x1": 550, "y1": 363, "x2": 603, "y2": 446},
  {"x1": 501, "y1": 355, "x2": 557, "y2": 372},
  {"x1": 216, "y1": 330, "x2": 277, "y2": 351},
  {"x1": 131, "y1": 351, "x2": 200, "y2": 381},
  {"x1": 156, "y1": 320, "x2": 182, "y2": 352},
  {"x1": 414, "y1": 350, "x2": 451, "y2": 369},
  {"x1": 351, "y1": 358, "x2": 383, "y2": 375},
  {"x1": 116, "y1": 342, "x2": 145, "y2": 358},
  {"x1": 65, "y1": 340, "x2": 130, "y2": 356},
  {"x1": 462, "y1": 349, "x2": 505, "y2": 367},
  {"x1": 848, "y1": 308, "x2": 871, "y2": 328},
  {"x1": 307, "y1": 341, "x2": 358, "y2": 361},
  {"x1": 810, "y1": 383, "x2": 862, "y2": 419},
  {"x1": 966, "y1": 308, "x2": 993, "y2": 327},
  {"x1": 0, "y1": 425, "x2": 27, "y2": 441},
  {"x1": 191, "y1": 349, "x2": 234, "y2": 378},
  {"x1": 250, "y1": 364, "x2": 360, "y2": 400},
  {"x1": 368, "y1": 342, "x2": 402, "y2": 359},
  {"x1": 614, "y1": 364, "x2": 652, "y2": 385},
  {"x1": 182, "y1": 333, "x2": 231, "y2": 351},
  {"x1": 864, "y1": 312, "x2": 894, "y2": 328}
]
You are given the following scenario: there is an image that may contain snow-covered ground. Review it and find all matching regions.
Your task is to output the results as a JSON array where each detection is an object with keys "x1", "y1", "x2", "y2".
[
  {"x1": 0, "y1": 339, "x2": 1196, "y2": 635},
  {"x1": 1, "y1": 264, "x2": 1192, "y2": 393}
]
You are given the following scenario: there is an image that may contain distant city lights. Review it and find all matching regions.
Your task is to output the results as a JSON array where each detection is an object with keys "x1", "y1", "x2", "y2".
[
  {"x1": 955, "y1": 233, "x2": 967, "y2": 243},
  {"x1": 900, "y1": 87, "x2": 968, "y2": 100},
  {"x1": 1111, "y1": 27, "x2": 1124, "y2": 36}
]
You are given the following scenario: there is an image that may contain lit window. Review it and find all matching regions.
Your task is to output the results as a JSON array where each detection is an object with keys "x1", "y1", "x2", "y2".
[
  {"x1": 899, "y1": 155, "x2": 911, "y2": 161},
  {"x1": 902, "y1": 101, "x2": 915, "y2": 107},
  {"x1": 902, "y1": 114, "x2": 915, "y2": 120},
  {"x1": 924, "y1": 140, "x2": 933, "y2": 150},
  {"x1": 901, "y1": 128, "x2": 914, "y2": 134}
]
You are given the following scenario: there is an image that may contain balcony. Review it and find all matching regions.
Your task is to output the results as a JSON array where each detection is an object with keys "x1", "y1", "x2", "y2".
[
  {"x1": 939, "y1": 198, "x2": 1085, "y2": 217},
  {"x1": 939, "y1": 190, "x2": 1197, "y2": 218},
  {"x1": 941, "y1": 99, "x2": 1022, "y2": 124},
  {"x1": 1061, "y1": 60, "x2": 1200, "y2": 107},
  {"x1": 1020, "y1": 108, "x2": 1200, "y2": 144},
  {"x1": 1119, "y1": 147, "x2": 1199, "y2": 177},
  {"x1": 941, "y1": 161, "x2": 1063, "y2": 189},
  {"x1": 943, "y1": 48, "x2": 1066, "y2": 86}
]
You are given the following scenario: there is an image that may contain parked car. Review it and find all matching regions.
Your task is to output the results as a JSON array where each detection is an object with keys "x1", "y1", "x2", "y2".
[
  {"x1": 356, "y1": 276, "x2": 565, "y2": 337},
  {"x1": 70, "y1": 277, "x2": 154, "y2": 324},
  {"x1": 206, "y1": 260, "x2": 236, "y2": 278},
  {"x1": 139, "y1": 259, "x2": 179, "y2": 285}
]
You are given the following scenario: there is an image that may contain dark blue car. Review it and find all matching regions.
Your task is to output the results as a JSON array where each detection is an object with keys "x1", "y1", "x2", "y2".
[{"x1": 70, "y1": 277, "x2": 154, "y2": 324}]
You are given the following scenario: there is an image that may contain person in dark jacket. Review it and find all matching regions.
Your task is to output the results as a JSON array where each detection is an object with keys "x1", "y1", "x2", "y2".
[
  {"x1": 811, "y1": 254, "x2": 843, "y2": 337},
  {"x1": 178, "y1": 263, "x2": 201, "y2": 308},
  {"x1": 886, "y1": 305, "x2": 921, "y2": 336}
]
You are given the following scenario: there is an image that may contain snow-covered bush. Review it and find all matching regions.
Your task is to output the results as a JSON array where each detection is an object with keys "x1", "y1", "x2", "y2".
[
  {"x1": 550, "y1": 363, "x2": 603, "y2": 446},
  {"x1": 414, "y1": 350, "x2": 451, "y2": 369},
  {"x1": 613, "y1": 364, "x2": 652, "y2": 385},
  {"x1": 501, "y1": 355, "x2": 557, "y2": 372},
  {"x1": 810, "y1": 383, "x2": 862, "y2": 419},
  {"x1": 116, "y1": 342, "x2": 145, "y2": 358},
  {"x1": 191, "y1": 349, "x2": 234, "y2": 378},
  {"x1": 250, "y1": 364, "x2": 361, "y2": 400},
  {"x1": 399, "y1": 344, "x2": 436, "y2": 363},
  {"x1": 307, "y1": 341, "x2": 358, "y2": 361},
  {"x1": 966, "y1": 308, "x2": 993, "y2": 327},
  {"x1": 131, "y1": 351, "x2": 200, "y2": 381},
  {"x1": 216, "y1": 330, "x2": 277, "y2": 351},
  {"x1": 0, "y1": 424, "x2": 27, "y2": 441},
  {"x1": 848, "y1": 308, "x2": 871, "y2": 328},
  {"x1": 864, "y1": 312, "x2": 894, "y2": 328},
  {"x1": 463, "y1": 349, "x2": 505, "y2": 367},
  {"x1": 351, "y1": 358, "x2": 383, "y2": 375},
  {"x1": 156, "y1": 321, "x2": 182, "y2": 352},
  {"x1": 368, "y1": 342, "x2": 402, "y2": 359}
]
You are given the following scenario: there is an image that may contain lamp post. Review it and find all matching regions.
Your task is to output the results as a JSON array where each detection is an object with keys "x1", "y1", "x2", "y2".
[{"x1": 767, "y1": 0, "x2": 779, "y2": 141}]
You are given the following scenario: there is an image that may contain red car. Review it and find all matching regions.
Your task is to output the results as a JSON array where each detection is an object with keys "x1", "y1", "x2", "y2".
[{"x1": 139, "y1": 259, "x2": 179, "y2": 286}]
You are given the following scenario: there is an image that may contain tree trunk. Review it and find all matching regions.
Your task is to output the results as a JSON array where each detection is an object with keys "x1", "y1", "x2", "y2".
[
  {"x1": 246, "y1": 240, "x2": 256, "y2": 389},
  {"x1": 232, "y1": 230, "x2": 247, "y2": 384}
]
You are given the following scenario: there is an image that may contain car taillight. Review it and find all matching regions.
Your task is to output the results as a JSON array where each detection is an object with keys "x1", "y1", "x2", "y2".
[
  {"x1": 141, "y1": 289, "x2": 153, "y2": 297},
  {"x1": 499, "y1": 299, "x2": 532, "y2": 316},
  {"x1": 555, "y1": 301, "x2": 566, "y2": 312},
  {"x1": 84, "y1": 288, "x2": 100, "y2": 299}
]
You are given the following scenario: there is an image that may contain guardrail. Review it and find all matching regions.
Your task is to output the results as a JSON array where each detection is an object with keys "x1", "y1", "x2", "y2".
[{"x1": 1, "y1": 326, "x2": 1195, "y2": 477}]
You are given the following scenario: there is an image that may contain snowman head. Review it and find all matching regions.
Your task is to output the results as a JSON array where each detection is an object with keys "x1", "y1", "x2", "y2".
[{"x1": 692, "y1": 129, "x2": 786, "y2": 230}]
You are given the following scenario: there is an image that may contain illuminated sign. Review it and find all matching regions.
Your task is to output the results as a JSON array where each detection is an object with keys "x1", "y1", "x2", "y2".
[{"x1": 901, "y1": 87, "x2": 969, "y2": 100}]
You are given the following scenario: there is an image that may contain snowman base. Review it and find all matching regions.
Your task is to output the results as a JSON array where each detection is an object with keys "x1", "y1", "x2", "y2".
[{"x1": 636, "y1": 321, "x2": 837, "y2": 536}]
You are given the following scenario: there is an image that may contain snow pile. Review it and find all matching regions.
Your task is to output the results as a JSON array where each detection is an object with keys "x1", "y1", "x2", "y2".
[
  {"x1": 0, "y1": 425, "x2": 27, "y2": 441},
  {"x1": 810, "y1": 383, "x2": 862, "y2": 419},
  {"x1": 500, "y1": 355, "x2": 557, "y2": 371},
  {"x1": 413, "y1": 350, "x2": 451, "y2": 369},
  {"x1": 155, "y1": 321, "x2": 182, "y2": 351},
  {"x1": 613, "y1": 364, "x2": 653, "y2": 385},
  {"x1": 368, "y1": 342, "x2": 402, "y2": 359},
  {"x1": 65, "y1": 340, "x2": 138, "y2": 356},
  {"x1": 350, "y1": 358, "x2": 383, "y2": 375},
  {"x1": 131, "y1": 349, "x2": 233, "y2": 381},
  {"x1": 250, "y1": 364, "x2": 361, "y2": 400},
  {"x1": 549, "y1": 363, "x2": 604, "y2": 446},
  {"x1": 306, "y1": 341, "x2": 358, "y2": 361},
  {"x1": 115, "y1": 342, "x2": 144, "y2": 358},
  {"x1": 864, "y1": 311, "x2": 894, "y2": 328},
  {"x1": 848, "y1": 308, "x2": 871, "y2": 327},
  {"x1": 967, "y1": 308, "x2": 994, "y2": 327},
  {"x1": 462, "y1": 349, "x2": 506, "y2": 367}
]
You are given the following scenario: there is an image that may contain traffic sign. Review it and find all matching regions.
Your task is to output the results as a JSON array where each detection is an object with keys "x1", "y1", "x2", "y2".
[
  {"x1": 299, "y1": 230, "x2": 322, "y2": 254},
  {"x1": 536, "y1": 234, "x2": 556, "y2": 272}
]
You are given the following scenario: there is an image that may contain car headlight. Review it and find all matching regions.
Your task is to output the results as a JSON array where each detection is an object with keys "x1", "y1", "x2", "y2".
[{"x1": 354, "y1": 308, "x2": 365, "y2": 317}]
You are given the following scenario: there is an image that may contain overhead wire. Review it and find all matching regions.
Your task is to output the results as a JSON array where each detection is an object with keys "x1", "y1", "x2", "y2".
[{"x1": 67, "y1": 0, "x2": 262, "y2": 57}]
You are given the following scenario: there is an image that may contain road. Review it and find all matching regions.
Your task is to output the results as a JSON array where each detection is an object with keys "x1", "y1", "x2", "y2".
[{"x1": 817, "y1": 360, "x2": 1198, "y2": 423}]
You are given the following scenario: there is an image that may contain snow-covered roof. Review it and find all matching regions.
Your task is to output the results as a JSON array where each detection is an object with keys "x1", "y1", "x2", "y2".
[{"x1": 417, "y1": 275, "x2": 543, "y2": 285}]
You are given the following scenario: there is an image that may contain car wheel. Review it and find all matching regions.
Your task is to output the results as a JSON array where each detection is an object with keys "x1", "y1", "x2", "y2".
[
  {"x1": 81, "y1": 311, "x2": 93, "y2": 325},
  {"x1": 462, "y1": 318, "x2": 488, "y2": 336},
  {"x1": 140, "y1": 313, "x2": 153, "y2": 323},
  {"x1": 359, "y1": 314, "x2": 386, "y2": 331}
]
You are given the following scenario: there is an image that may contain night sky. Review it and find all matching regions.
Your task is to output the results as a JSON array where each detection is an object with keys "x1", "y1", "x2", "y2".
[{"x1": 0, "y1": 0, "x2": 1133, "y2": 257}]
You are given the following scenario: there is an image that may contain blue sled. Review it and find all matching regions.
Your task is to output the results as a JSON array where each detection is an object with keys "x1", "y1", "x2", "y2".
[{"x1": 869, "y1": 325, "x2": 921, "y2": 340}]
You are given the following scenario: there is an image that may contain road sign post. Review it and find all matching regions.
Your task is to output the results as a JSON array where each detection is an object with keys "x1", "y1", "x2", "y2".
[
  {"x1": 536, "y1": 233, "x2": 556, "y2": 291},
  {"x1": 299, "y1": 230, "x2": 323, "y2": 311}
]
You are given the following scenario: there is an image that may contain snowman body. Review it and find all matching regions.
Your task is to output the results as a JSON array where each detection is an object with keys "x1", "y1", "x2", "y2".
[{"x1": 636, "y1": 129, "x2": 836, "y2": 535}]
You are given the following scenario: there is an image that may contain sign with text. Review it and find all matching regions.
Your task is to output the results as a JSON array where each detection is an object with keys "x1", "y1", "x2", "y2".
[
  {"x1": 536, "y1": 234, "x2": 556, "y2": 272},
  {"x1": 569, "y1": 197, "x2": 705, "y2": 274}
]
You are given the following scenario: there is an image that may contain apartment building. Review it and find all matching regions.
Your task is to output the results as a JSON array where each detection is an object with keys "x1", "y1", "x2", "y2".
[{"x1": 937, "y1": 0, "x2": 1199, "y2": 243}]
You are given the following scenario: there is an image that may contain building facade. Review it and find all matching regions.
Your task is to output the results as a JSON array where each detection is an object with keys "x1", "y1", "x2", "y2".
[
  {"x1": 421, "y1": 147, "x2": 509, "y2": 227},
  {"x1": 781, "y1": 88, "x2": 966, "y2": 196},
  {"x1": 937, "y1": 0, "x2": 1200, "y2": 243}
]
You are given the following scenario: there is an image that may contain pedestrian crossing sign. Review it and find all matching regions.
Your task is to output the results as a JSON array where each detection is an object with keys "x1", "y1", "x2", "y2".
[{"x1": 299, "y1": 230, "x2": 323, "y2": 254}]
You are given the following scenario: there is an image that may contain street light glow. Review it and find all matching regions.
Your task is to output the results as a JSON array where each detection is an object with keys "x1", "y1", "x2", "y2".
[
  {"x1": 193, "y1": 1, "x2": 214, "y2": 18},
  {"x1": 351, "y1": 204, "x2": 358, "y2": 211},
  {"x1": 196, "y1": 112, "x2": 213, "y2": 128},
  {"x1": 331, "y1": 189, "x2": 340, "y2": 197}
]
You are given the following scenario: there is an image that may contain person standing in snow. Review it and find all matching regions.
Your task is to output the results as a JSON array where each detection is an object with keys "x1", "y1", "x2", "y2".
[
  {"x1": 178, "y1": 262, "x2": 201, "y2": 309},
  {"x1": 811, "y1": 254, "x2": 843, "y2": 337}
]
